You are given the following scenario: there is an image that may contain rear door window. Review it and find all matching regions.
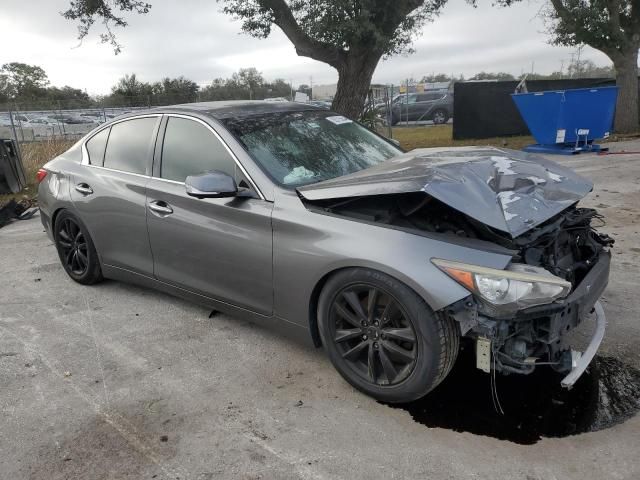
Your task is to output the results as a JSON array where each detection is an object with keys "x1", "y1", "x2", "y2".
[
  {"x1": 85, "y1": 127, "x2": 110, "y2": 166},
  {"x1": 160, "y1": 117, "x2": 236, "y2": 182},
  {"x1": 103, "y1": 117, "x2": 158, "y2": 175}
]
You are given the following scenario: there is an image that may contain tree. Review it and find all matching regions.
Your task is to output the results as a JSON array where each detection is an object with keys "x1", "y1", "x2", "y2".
[
  {"x1": 297, "y1": 83, "x2": 312, "y2": 97},
  {"x1": 0, "y1": 74, "x2": 10, "y2": 103},
  {"x1": 152, "y1": 76, "x2": 200, "y2": 103},
  {"x1": 268, "y1": 78, "x2": 293, "y2": 98},
  {"x1": 109, "y1": 73, "x2": 154, "y2": 106},
  {"x1": 62, "y1": 0, "x2": 151, "y2": 55},
  {"x1": 566, "y1": 58, "x2": 615, "y2": 79},
  {"x1": 62, "y1": 0, "x2": 449, "y2": 119},
  {"x1": 469, "y1": 71, "x2": 515, "y2": 81},
  {"x1": 0, "y1": 62, "x2": 50, "y2": 99},
  {"x1": 200, "y1": 69, "x2": 292, "y2": 101},
  {"x1": 233, "y1": 67, "x2": 265, "y2": 99},
  {"x1": 500, "y1": 0, "x2": 640, "y2": 133},
  {"x1": 420, "y1": 73, "x2": 452, "y2": 83},
  {"x1": 45, "y1": 86, "x2": 93, "y2": 108}
]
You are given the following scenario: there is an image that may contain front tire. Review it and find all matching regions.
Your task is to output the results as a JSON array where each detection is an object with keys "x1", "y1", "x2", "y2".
[
  {"x1": 318, "y1": 268, "x2": 459, "y2": 403},
  {"x1": 54, "y1": 210, "x2": 103, "y2": 285}
]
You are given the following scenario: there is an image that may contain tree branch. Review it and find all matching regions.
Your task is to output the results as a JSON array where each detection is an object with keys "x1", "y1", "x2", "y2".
[
  {"x1": 549, "y1": 0, "x2": 578, "y2": 33},
  {"x1": 605, "y1": 0, "x2": 630, "y2": 50},
  {"x1": 259, "y1": 0, "x2": 344, "y2": 67}
]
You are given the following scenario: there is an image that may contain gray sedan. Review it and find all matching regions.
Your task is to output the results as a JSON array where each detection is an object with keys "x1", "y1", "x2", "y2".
[{"x1": 37, "y1": 101, "x2": 612, "y2": 402}]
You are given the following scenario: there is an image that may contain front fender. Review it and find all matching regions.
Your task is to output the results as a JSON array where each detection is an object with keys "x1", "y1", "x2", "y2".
[{"x1": 272, "y1": 190, "x2": 512, "y2": 327}]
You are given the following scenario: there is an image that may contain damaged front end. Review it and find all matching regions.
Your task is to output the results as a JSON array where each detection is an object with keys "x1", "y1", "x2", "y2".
[
  {"x1": 432, "y1": 207, "x2": 613, "y2": 385},
  {"x1": 298, "y1": 147, "x2": 614, "y2": 387}
]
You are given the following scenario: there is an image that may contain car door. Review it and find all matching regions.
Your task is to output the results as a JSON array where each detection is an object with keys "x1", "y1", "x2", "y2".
[
  {"x1": 70, "y1": 115, "x2": 161, "y2": 276},
  {"x1": 411, "y1": 93, "x2": 435, "y2": 121},
  {"x1": 145, "y1": 115, "x2": 274, "y2": 315},
  {"x1": 397, "y1": 94, "x2": 417, "y2": 122}
]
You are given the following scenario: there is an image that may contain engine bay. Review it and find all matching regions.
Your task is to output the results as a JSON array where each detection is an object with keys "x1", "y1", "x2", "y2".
[{"x1": 307, "y1": 192, "x2": 614, "y2": 286}]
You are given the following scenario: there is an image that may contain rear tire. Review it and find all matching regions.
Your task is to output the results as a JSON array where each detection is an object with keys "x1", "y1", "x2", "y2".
[
  {"x1": 318, "y1": 268, "x2": 459, "y2": 403},
  {"x1": 54, "y1": 210, "x2": 103, "y2": 285},
  {"x1": 432, "y1": 109, "x2": 449, "y2": 125}
]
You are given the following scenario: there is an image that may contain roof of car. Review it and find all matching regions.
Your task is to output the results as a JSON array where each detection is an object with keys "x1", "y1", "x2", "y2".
[{"x1": 152, "y1": 100, "x2": 324, "y2": 120}]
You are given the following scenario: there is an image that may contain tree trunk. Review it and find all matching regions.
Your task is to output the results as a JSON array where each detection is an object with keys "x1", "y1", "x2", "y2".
[
  {"x1": 613, "y1": 50, "x2": 639, "y2": 134},
  {"x1": 331, "y1": 55, "x2": 380, "y2": 120}
]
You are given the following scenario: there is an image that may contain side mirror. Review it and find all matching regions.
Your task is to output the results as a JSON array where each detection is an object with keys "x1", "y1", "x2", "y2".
[
  {"x1": 389, "y1": 138, "x2": 401, "y2": 147},
  {"x1": 185, "y1": 170, "x2": 238, "y2": 199}
]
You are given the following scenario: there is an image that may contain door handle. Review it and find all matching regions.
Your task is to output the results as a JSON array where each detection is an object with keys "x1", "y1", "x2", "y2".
[
  {"x1": 75, "y1": 183, "x2": 93, "y2": 195},
  {"x1": 148, "y1": 200, "x2": 173, "y2": 215}
]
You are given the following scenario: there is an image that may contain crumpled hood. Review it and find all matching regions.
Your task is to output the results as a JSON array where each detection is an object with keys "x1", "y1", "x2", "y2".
[{"x1": 297, "y1": 146, "x2": 593, "y2": 238}]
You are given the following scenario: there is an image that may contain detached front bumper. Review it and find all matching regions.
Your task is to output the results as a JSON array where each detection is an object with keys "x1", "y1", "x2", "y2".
[
  {"x1": 560, "y1": 300, "x2": 606, "y2": 388},
  {"x1": 453, "y1": 251, "x2": 611, "y2": 384}
]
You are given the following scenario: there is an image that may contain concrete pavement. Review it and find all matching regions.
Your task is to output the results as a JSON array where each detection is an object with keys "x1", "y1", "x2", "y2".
[{"x1": 1, "y1": 143, "x2": 639, "y2": 479}]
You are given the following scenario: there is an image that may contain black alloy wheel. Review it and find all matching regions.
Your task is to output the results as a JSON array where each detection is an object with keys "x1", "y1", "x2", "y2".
[
  {"x1": 54, "y1": 210, "x2": 103, "y2": 285},
  {"x1": 432, "y1": 109, "x2": 448, "y2": 125},
  {"x1": 330, "y1": 284, "x2": 417, "y2": 386},
  {"x1": 318, "y1": 268, "x2": 459, "y2": 403},
  {"x1": 57, "y1": 217, "x2": 89, "y2": 276}
]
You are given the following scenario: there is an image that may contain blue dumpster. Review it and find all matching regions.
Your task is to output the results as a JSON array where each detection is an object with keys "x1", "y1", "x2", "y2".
[{"x1": 511, "y1": 86, "x2": 618, "y2": 154}]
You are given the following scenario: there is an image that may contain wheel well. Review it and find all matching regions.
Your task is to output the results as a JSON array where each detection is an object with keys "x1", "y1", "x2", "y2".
[
  {"x1": 308, "y1": 267, "x2": 352, "y2": 348},
  {"x1": 51, "y1": 207, "x2": 66, "y2": 230},
  {"x1": 308, "y1": 266, "x2": 444, "y2": 348}
]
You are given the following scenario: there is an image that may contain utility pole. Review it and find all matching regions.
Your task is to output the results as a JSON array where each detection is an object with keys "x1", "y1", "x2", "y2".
[
  {"x1": 405, "y1": 78, "x2": 409, "y2": 126},
  {"x1": 309, "y1": 76, "x2": 313, "y2": 101}
]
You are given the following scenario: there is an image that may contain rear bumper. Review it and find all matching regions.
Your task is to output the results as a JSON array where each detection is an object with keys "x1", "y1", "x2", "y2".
[{"x1": 40, "y1": 209, "x2": 54, "y2": 242}]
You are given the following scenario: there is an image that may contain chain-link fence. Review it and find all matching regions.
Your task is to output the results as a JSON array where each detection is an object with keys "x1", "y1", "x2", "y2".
[
  {"x1": 0, "y1": 93, "x2": 202, "y2": 143},
  {"x1": 1, "y1": 83, "x2": 458, "y2": 145}
]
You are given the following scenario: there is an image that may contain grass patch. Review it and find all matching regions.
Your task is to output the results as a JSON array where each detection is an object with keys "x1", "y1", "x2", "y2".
[
  {"x1": 0, "y1": 138, "x2": 75, "y2": 206},
  {"x1": 388, "y1": 124, "x2": 640, "y2": 151},
  {"x1": 389, "y1": 124, "x2": 535, "y2": 151}
]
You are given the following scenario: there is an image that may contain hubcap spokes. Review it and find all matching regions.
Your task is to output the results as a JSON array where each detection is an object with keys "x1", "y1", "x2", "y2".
[
  {"x1": 58, "y1": 219, "x2": 88, "y2": 276},
  {"x1": 332, "y1": 285, "x2": 417, "y2": 386}
]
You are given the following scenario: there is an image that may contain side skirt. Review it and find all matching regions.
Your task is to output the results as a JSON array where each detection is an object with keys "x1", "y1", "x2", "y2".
[{"x1": 101, "y1": 264, "x2": 314, "y2": 347}]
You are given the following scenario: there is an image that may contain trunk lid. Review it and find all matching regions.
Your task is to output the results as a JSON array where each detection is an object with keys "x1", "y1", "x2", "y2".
[{"x1": 297, "y1": 147, "x2": 593, "y2": 238}]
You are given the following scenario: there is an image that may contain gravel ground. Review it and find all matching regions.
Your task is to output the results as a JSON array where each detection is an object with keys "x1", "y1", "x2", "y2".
[{"x1": 1, "y1": 142, "x2": 639, "y2": 480}]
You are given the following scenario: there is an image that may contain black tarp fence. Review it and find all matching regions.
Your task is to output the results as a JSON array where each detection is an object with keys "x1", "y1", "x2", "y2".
[
  {"x1": 453, "y1": 78, "x2": 616, "y2": 140},
  {"x1": 0, "y1": 139, "x2": 26, "y2": 194}
]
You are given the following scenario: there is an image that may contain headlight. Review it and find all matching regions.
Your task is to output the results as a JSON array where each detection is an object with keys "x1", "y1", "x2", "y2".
[{"x1": 432, "y1": 259, "x2": 571, "y2": 315}]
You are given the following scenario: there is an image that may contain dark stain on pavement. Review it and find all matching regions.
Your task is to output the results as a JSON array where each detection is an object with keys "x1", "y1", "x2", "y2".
[{"x1": 390, "y1": 350, "x2": 640, "y2": 445}]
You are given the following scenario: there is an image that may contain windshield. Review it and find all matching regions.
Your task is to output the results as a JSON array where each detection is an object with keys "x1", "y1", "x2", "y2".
[{"x1": 222, "y1": 111, "x2": 401, "y2": 187}]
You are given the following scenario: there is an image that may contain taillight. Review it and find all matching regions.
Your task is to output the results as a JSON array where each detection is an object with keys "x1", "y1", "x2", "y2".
[{"x1": 36, "y1": 168, "x2": 48, "y2": 183}]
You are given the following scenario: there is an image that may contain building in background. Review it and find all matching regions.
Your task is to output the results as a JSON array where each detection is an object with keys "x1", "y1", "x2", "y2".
[{"x1": 311, "y1": 84, "x2": 337, "y2": 101}]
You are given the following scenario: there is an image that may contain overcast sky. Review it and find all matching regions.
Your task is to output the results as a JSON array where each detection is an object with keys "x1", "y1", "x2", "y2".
[{"x1": 0, "y1": 0, "x2": 612, "y2": 95}]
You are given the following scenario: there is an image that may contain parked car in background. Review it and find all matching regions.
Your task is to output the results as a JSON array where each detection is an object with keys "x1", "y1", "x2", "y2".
[
  {"x1": 13, "y1": 113, "x2": 37, "y2": 124},
  {"x1": 38, "y1": 101, "x2": 611, "y2": 403},
  {"x1": 0, "y1": 115, "x2": 14, "y2": 127},
  {"x1": 387, "y1": 90, "x2": 453, "y2": 125},
  {"x1": 28, "y1": 117, "x2": 57, "y2": 126}
]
